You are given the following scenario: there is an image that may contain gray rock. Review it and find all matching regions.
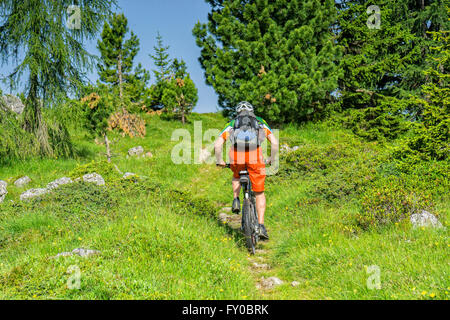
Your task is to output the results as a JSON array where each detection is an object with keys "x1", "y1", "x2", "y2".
[
  {"x1": 291, "y1": 281, "x2": 300, "y2": 287},
  {"x1": 1, "y1": 95, "x2": 25, "y2": 115},
  {"x1": 54, "y1": 248, "x2": 101, "y2": 258},
  {"x1": 280, "y1": 144, "x2": 300, "y2": 154},
  {"x1": 218, "y1": 213, "x2": 228, "y2": 223},
  {"x1": 54, "y1": 252, "x2": 73, "y2": 258},
  {"x1": 72, "y1": 248, "x2": 101, "y2": 257},
  {"x1": 221, "y1": 207, "x2": 232, "y2": 212},
  {"x1": 47, "y1": 177, "x2": 73, "y2": 190},
  {"x1": 252, "y1": 262, "x2": 271, "y2": 270},
  {"x1": 259, "y1": 276, "x2": 284, "y2": 289},
  {"x1": 128, "y1": 146, "x2": 144, "y2": 157},
  {"x1": 123, "y1": 172, "x2": 137, "y2": 179},
  {"x1": 82, "y1": 173, "x2": 105, "y2": 186},
  {"x1": 20, "y1": 188, "x2": 49, "y2": 201},
  {"x1": 410, "y1": 210, "x2": 443, "y2": 229},
  {"x1": 0, "y1": 180, "x2": 7, "y2": 203},
  {"x1": 14, "y1": 176, "x2": 31, "y2": 188}
]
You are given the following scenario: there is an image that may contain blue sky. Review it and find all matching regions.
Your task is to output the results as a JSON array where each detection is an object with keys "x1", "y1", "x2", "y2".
[{"x1": 0, "y1": 0, "x2": 219, "y2": 113}]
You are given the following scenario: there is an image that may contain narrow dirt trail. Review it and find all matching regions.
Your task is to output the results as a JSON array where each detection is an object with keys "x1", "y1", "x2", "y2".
[
  {"x1": 190, "y1": 164, "x2": 292, "y2": 298},
  {"x1": 216, "y1": 207, "x2": 286, "y2": 297}
]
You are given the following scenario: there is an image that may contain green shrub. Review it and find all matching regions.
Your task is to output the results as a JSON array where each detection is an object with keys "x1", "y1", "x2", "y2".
[
  {"x1": 313, "y1": 162, "x2": 377, "y2": 201},
  {"x1": 45, "y1": 182, "x2": 118, "y2": 222},
  {"x1": 0, "y1": 110, "x2": 40, "y2": 163},
  {"x1": 357, "y1": 176, "x2": 433, "y2": 229},
  {"x1": 68, "y1": 160, "x2": 121, "y2": 183}
]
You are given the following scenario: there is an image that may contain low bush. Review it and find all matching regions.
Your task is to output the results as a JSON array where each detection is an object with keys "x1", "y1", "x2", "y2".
[
  {"x1": 356, "y1": 176, "x2": 434, "y2": 229},
  {"x1": 68, "y1": 160, "x2": 121, "y2": 183}
]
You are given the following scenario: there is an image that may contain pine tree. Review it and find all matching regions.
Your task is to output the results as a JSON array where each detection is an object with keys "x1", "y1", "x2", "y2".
[
  {"x1": 97, "y1": 13, "x2": 149, "y2": 106},
  {"x1": 148, "y1": 32, "x2": 173, "y2": 109},
  {"x1": 0, "y1": 0, "x2": 116, "y2": 156},
  {"x1": 81, "y1": 86, "x2": 117, "y2": 162},
  {"x1": 336, "y1": 0, "x2": 448, "y2": 140},
  {"x1": 400, "y1": 27, "x2": 449, "y2": 162},
  {"x1": 337, "y1": 0, "x2": 448, "y2": 111},
  {"x1": 193, "y1": 0, "x2": 341, "y2": 123},
  {"x1": 161, "y1": 59, "x2": 198, "y2": 124},
  {"x1": 150, "y1": 32, "x2": 172, "y2": 83}
]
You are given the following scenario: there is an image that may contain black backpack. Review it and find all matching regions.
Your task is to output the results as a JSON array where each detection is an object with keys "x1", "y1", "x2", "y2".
[{"x1": 231, "y1": 111, "x2": 264, "y2": 151}]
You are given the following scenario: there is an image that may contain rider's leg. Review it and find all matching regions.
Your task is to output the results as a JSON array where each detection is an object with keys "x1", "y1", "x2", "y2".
[
  {"x1": 232, "y1": 178, "x2": 241, "y2": 198},
  {"x1": 254, "y1": 191, "x2": 266, "y2": 224}
]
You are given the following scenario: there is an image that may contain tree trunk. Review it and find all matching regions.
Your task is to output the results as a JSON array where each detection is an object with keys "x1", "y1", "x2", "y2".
[
  {"x1": 118, "y1": 53, "x2": 124, "y2": 105},
  {"x1": 104, "y1": 133, "x2": 111, "y2": 163},
  {"x1": 180, "y1": 93, "x2": 186, "y2": 124},
  {"x1": 24, "y1": 74, "x2": 53, "y2": 156}
]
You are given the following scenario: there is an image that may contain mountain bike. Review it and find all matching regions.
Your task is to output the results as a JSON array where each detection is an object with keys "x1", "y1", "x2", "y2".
[{"x1": 218, "y1": 164, "x2": 259, "y2": 255}]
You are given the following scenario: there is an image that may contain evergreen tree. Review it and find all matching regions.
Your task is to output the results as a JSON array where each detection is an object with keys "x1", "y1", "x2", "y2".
[
  {"x1": 161, "y1": 59, "x2": 198, "y2": 124},
  {"x1": 81, "y1": 86, "x2": 117, "y2": 162},
  {"x1": 399, "y1": 27, "x2": 449, "y2": 162},
  {"x1": 193, "y1": 0, "x2": 341, "y2": 123},
  {"x1": 336, "y1": 0, "x2": 448, "y2": 111},
  {"x1": 97, "y1": 13, "x2": 150, "y2": 106},
  {"x1": 336, "y1": 0, "x2": 448, "y2": 140},
  {"x1": 0, "y1": 0, "x2": 116, "y2": 156},
  {"x1": 148, "y1": 32, "x2": 173, "y2": 109}
]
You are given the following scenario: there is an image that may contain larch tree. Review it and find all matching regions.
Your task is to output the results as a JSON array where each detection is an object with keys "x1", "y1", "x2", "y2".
[{"x1": 0, "y1": 0, "x2": 117, "y2": 156}]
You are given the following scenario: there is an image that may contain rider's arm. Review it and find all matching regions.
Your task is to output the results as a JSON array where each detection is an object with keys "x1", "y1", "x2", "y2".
[
  {"x1": 267, "y1": 133, "x2": 279, "y2": 164},
  {"x1": 214, "y1": 136, "x2": 226, "y2": 166}
]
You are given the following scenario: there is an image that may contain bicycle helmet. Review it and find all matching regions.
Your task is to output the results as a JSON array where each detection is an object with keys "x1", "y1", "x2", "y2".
[{"x1": 236, "y1": 101, "x2": 254, "y2": 113}]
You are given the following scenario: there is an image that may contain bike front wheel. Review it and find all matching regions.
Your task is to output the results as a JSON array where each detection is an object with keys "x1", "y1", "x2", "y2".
[{"x1": 242, "y1": 198, "x2": 258, "y2": 255}]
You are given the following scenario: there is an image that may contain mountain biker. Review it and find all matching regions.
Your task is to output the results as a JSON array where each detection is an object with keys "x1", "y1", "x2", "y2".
[{"x1": 215, "y1": 101, "x2": 279, "y2": 240}]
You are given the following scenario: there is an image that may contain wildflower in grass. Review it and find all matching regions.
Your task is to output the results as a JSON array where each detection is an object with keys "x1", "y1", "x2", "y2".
[
  {"x1": 78, "y1": 237, "x2": 82, "y2": 241},
  {"x1": 421, "y1": 291, "x2": 427, "y2": 296},
  {"x1": 429, "y1": 293, "x2": 436, "y2": 298}
]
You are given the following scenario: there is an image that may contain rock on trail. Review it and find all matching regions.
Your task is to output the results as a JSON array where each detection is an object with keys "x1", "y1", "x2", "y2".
[{"x1": 257, "y1": 277, "x2": 284, "y2": 290}]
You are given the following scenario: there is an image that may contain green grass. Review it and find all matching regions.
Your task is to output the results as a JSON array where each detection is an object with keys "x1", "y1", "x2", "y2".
[{"x1": 0, "y1": 112, "x2": 448, "y2": 300}]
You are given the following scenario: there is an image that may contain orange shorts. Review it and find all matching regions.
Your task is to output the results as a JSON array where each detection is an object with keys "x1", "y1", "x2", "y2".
[{"x1": 229, "y1": 148, "x2": 266, "y2": 193}]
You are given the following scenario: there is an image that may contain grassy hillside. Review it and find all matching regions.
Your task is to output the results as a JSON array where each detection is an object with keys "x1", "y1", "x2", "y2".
[{"x1": 0, "y1": 113, "x2": 448, "y2": 300}]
